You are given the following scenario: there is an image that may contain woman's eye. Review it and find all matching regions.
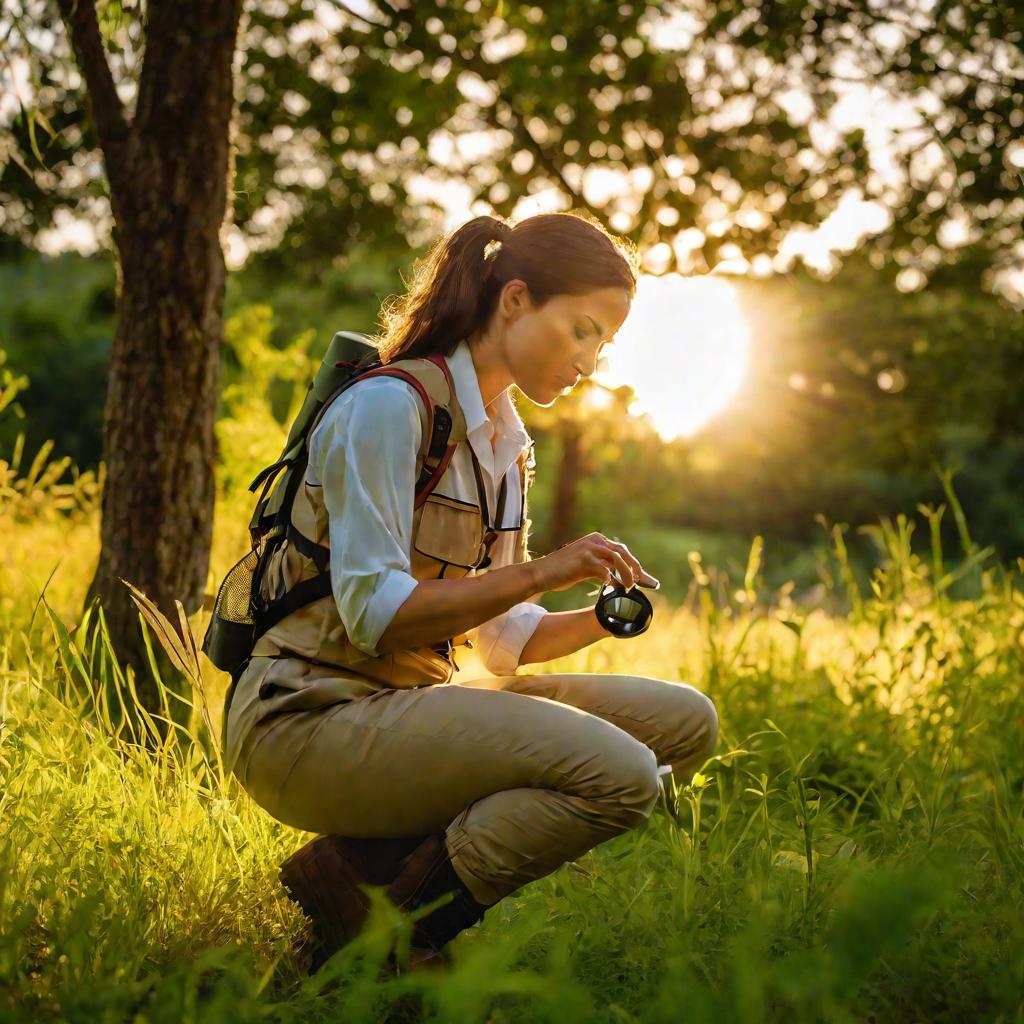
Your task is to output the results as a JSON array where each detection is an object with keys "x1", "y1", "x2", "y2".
[{"x1": 575, "y1": 324, "x2": 589, "y2": 340}]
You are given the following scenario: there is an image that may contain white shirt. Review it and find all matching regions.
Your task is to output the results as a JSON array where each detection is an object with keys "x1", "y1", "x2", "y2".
[{"x1": 306, "y1": 339, "x2": 547, "y2": 675}]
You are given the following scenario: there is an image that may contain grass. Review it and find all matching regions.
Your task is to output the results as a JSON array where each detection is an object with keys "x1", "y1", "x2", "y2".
[{"x1": 1, "y1": 405, "x2": 1023, "y2": 1021}]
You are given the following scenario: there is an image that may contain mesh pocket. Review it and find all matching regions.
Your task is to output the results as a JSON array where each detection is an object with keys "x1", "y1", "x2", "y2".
[
  {"x1": 215, "y1": 548, "x2": 259, "y2": 625},
  {"x1": 202, "y1": 548, "x2": 259, "y2": 674}
]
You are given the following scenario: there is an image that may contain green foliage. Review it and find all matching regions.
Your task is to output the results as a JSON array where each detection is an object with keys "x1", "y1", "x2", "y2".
[
  {"x1": 223, "y1": 237, "x2": 402, "y2": 352},
  {"x1": 0, "y1": 349, "x2": 29, "y2": 424},
  {"x1": 7, "y1": 2, "x2": 1022, "y2": 287},
  {"x1": 0, "y1": 251, "x2": 114, "y2": 468},
  {"x1": 2, "y1": 422, "x2": 1023, "y2": 1020},
  {"x1": 215, "y1": 304, "x2": 320, "y2": 500},
  {"x1": 0, "y1": 243, "x2": 398, "y2": 477}
]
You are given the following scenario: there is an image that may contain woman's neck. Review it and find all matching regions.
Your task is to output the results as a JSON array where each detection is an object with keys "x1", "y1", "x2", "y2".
[{"x1": 466, "y1": 329, "x2": 512, "y2": 412}]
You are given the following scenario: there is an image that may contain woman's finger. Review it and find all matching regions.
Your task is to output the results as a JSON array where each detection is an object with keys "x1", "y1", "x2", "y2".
[
  {"x1": 594, "y1": 550, "x2": 634, "y2": 589},
  {"x1": 589, "y1": 551, "x2": 618, "y2": 585},
  {"x1": 624, "y1": 554, "x2": 645, "y2": 585},
  {"x1": 605, "y1": 539, "x2": 647, "y2": 589},
  {"x1": 611, "y1": 551, "x2": 635, "y2": 589},
  {"x1": 637, "y1": 569, "x2": 660, "y2": 588}
]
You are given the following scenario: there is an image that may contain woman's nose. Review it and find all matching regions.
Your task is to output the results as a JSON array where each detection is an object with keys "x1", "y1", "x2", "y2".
[
  {"x1": 576, "y1": 354, "x2": 596, "y2": 379},
  {"x1": 578, "y1": 340, "x2": 605, "y2": 379}
]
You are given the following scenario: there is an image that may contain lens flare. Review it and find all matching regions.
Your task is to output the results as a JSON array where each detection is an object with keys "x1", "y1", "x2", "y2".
[{"x1": 597, "y1": 273, "x2": 750, "y2": 441}]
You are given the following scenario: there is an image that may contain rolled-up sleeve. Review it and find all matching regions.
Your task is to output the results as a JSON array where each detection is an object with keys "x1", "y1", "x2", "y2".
[
  {"x1": 309, "y1": 378, "x2": 424, "y2": 657},
  {"x1": 469, "y1": 601, "x2": 548, "y2": 676}
]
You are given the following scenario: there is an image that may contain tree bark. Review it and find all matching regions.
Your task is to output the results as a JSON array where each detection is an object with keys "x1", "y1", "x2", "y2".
[{"x1": 59, "y1": 0, "x2": 244, "y2": 737}]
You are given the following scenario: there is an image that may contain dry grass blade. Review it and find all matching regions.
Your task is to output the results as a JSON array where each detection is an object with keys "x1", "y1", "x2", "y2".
[
  {"x1": 121, "y1": 578, "x2": 198, "y2": 685},
  {"x1": 175, "y1": 598, "x2": 202, "y2": 678},
  {"x1": 175, "y1": 597, "x2": 222, "y2": 769}
]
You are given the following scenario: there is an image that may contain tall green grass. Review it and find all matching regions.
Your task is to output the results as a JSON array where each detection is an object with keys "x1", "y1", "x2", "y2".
[
  {"x1": 1, "y1": 331, "x2": 1022, "y2": 1021},
  {"x1": 4, "y1": 496, "x2": 1022, "y2": 1020}
]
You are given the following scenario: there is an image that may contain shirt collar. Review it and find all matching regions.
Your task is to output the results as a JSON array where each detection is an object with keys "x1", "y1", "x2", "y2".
[{"x1": 445, "y1": 339, "x2": 532, "y2": 450}]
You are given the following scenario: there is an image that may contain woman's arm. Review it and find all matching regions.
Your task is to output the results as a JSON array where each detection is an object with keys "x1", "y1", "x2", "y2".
[
  {"x1": 517, "y1": 606, "x2": 609, "y2": 666},
  {"x1": 314, "y1": 377, "x2": 645, "y2": 659},
  {"x1": 380, "y1": 547, "x2": 653, "y2": 661},
  {"x1": 378, "y1": 541, "x2": 651, "y2": 660},
  {"x1": 375, "y1": 560, "x2": 547, "y2": 656}
]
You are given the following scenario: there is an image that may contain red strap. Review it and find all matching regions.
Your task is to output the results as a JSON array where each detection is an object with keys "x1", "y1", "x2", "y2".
[
  {"x1": 413, "y1": 444, "x2": 457, "y2": 510},
  {"x1": 356, "y1": 365, "x2": 434, "y2": 426},
  {"x1": 352, "y1": 354, "x2": 457, "y2": 507}
]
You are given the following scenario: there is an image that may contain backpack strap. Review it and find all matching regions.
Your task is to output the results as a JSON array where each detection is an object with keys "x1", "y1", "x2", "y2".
[
  {"x1": 207, "y1": 349, "x2": 463, "y2": 680},
  {"x1": 353, "y1": 352, "x2": 457, "y2": 508},
  {"x1": 249, "y1": 353, "x2": 459, "y2": 644}
]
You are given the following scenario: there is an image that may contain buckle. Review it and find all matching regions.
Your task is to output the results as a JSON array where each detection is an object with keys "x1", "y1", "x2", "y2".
[{"x1": 432, "y1": 638, "x2": 454, "y2": 658}]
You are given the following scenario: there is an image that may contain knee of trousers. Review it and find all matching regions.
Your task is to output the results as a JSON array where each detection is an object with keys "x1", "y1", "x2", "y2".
[
  {"x1": 596, "y1": 739, "x2": 661, "y2": 828},
  {"x1": 696, "y1": 692, "x2": 721, "y2": 760},
  {"x1": 666, "y1": 688, "x2": 721, "y2": 768}
]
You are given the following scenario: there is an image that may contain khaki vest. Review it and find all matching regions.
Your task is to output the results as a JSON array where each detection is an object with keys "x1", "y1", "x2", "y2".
[{"x1": 250, "y1": 355, "x2": 534, "y2": 688}]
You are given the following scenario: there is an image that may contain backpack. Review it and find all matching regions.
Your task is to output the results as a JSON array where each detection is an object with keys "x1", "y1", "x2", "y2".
[{"x1": 201, "y1": 331, "x2": 457, "y2": 680}]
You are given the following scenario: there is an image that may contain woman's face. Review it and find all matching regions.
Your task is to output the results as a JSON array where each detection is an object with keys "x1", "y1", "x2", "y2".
[{"x1": 499, "y1": 281, "x2": 633, "y2": 406}]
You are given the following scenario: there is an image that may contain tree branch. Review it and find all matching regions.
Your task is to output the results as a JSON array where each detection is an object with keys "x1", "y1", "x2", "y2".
[
  {"x1": 455, "y1": 48, "x2": 595, "y2": 214},
  {"x1": 330, "y1": 0, "x2": 393, "y2": 31},
  {"x1": 55, "y1": 0, "x2": 131, "y2": 159},
  {"x1": 337, "y1": 0, "x2": 599, "y2": 216}
]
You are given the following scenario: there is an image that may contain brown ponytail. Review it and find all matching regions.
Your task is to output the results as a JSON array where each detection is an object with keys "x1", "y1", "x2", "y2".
[{"x1": 372, "y1": 211, "x2": 639, "y2": 364}]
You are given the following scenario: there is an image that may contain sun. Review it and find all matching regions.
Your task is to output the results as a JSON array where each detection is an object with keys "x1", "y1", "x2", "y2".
[{"x1": 595, "y1": 273, "x2": 751, "y2": 442}]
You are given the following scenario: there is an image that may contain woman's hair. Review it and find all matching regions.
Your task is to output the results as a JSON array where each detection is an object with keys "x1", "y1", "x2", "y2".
[{"x1": 371, "y1": 211, "x2": 640, "y2": 364}]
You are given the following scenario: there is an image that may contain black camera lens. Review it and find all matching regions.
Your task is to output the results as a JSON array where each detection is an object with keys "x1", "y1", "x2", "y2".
[{"x1": 595, "y1": 582, "x2": 653, "y2": 638}]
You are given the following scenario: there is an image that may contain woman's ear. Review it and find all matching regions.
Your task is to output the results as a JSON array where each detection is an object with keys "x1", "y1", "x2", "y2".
[{"x1": 500, "y1": 279, "x2": 532, "y2": 322}]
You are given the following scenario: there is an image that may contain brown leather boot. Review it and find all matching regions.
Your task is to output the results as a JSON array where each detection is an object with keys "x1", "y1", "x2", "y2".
[
  {"x1": 380, "y1": 943, "x2": 450, "y2": 979},
  {"x1": 279, "y1": 834, "x2": 425, "y2": 975},
  {"x1": 386, "y1": 835, "x2": 493, "y2": 956},
  {"x1": 280, "y1": 833, "x2": 493, "y2": 976}
]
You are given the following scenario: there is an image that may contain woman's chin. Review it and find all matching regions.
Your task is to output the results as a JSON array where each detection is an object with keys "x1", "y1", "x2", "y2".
[{"x1": 519, "y1": 381, "x2": 565, "y2": 406}]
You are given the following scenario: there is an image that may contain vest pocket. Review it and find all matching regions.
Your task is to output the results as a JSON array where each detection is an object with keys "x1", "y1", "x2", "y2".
[{"x1": 414, "y1": 494, "x2": 486, "y2": 569}]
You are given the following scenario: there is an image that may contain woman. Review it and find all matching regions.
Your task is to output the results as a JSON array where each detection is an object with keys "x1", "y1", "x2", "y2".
[{"x1": 223, "y1": 211, "x2": 719, "y2": 975}]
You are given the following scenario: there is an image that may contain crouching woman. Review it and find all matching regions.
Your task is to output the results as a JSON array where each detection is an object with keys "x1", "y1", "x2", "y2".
[{"x1": 221, "y1": 211, "x2": 720, "y2": 974}]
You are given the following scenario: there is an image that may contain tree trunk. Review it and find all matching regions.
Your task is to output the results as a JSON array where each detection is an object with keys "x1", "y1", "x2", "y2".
[
  {"x1": 86, "y1": 225, "x2": 225, "y2": 731},
  {"x1": 65, "y1": 0, "x2": 244, "y2": 739},
  {"x1": 544, "y1": 420, "x2": 587, "y2": 552}
]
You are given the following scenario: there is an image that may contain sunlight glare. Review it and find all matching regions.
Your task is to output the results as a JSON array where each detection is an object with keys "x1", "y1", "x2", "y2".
[{"x1": 596, "y1": 273, "x2": 750, "y2": 442}]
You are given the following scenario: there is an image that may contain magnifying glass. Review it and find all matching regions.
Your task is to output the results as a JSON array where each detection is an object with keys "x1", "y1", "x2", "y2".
[{"x1": 594, "y1": 579, "x2": 657, "y2": 638}]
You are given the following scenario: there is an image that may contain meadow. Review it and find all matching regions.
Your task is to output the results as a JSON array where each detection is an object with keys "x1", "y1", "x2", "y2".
[{"x1": 2, "y1": 338, "x2": 1023, "y2": 1023}]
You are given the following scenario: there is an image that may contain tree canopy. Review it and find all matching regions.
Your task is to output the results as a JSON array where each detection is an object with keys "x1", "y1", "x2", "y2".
[{"x1": 5, "y1": 1, "x2": 1022, "y2": 298}]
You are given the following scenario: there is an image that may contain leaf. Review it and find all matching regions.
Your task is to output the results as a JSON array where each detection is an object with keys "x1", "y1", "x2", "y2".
[
  {"x1": 121, "y1": 578, "x2": 198, "y2": 684},
  {"x1": 743, "y1": 534, "x2": 763, "y2": 596},
  {"x1": 834, "y1": 839, "x2": 858, "y2": 860},
  {"x1": 175, "y1": 598, "x2": 201, "y2": 679},
  {"x1": 773, "y1": 849, "x2": 818, "y2": 873}
]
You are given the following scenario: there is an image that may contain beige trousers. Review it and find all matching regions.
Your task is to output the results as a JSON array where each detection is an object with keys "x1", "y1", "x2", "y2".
[{"x1": 233, "y1": 667, "x2": 719, "y2": 906}]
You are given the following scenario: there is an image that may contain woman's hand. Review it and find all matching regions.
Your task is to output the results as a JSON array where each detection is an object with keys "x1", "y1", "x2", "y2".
[{"x1": 533, "y1": 533, "x2": 660, "y2": 593}]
